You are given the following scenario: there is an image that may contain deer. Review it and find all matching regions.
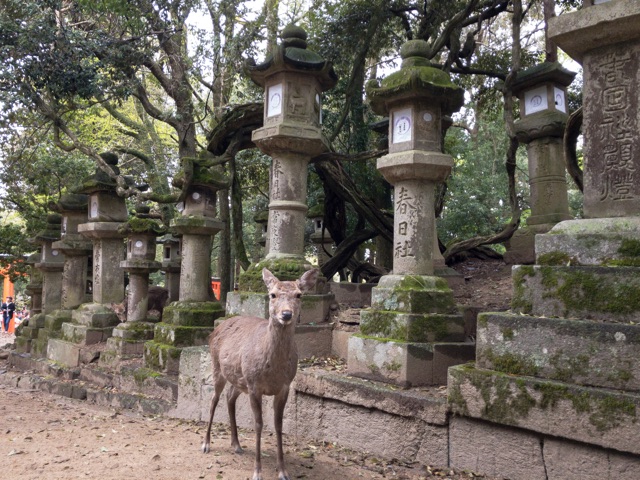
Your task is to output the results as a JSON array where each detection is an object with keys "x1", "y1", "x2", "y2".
[{"x1": 201, "y1": 267, "x2": 319, "y2": 480}]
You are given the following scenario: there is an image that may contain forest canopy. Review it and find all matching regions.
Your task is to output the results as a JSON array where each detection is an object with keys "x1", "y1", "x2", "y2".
[{"x1": 0, "y1": 0, "x2": 584, "y2": 293}]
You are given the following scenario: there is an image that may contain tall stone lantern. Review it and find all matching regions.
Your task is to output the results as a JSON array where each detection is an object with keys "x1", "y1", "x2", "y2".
[
  {"x1": 504, "y1": 62, "x2": 575, "y2": 264},
  {"x1": 242, "y1": 24, "x2": 337, "y2": 283},
  {"x1": 348, "y1": 40, "x2": 473, "y2": 387},
  {"x1": 47, "y1": 153, "x2": 126, "y2": 367},
  {"x1": 101, "y1": 205, "x2": 165, "y2": 366},
  {"x1": 144, "y1": 159, "x2": 227, "y2": 374}
]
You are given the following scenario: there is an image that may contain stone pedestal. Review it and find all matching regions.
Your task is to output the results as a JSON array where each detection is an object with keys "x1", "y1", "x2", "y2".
[
  {"x1": 449, "y1": 3, "x2": 640, "y2": 473},
  {"x1": 144, "y1": 166, "x2": 227, "y2": 374},
  {"x1": 349, "y1": 40, "x2": 470, "y2": 387}
]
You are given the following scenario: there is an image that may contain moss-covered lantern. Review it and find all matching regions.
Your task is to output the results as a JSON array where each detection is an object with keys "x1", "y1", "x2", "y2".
[{"x1": 366, "y1": 39, "x2": 463, "y2": 275}]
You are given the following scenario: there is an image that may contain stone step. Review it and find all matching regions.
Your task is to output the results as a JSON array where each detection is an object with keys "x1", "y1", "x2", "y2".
[
  {"x1": 448, "y1": 364, "x2": 640, "y2": 455},
  {"x1": 512, "y1": 264, "x2": 640, "y2": 322},
  {"x1": 5, "y1": 351, "x2": 177, "y2": 409},
  {"x1": 348, "y1": 335, "x2": 475, "y2": 387},
  {"x1": 477, "y1": 312, "x2": 640, "y2": 392},
  {"x1": 360, "y1": 310, "x2": 466, "y2": 343}
]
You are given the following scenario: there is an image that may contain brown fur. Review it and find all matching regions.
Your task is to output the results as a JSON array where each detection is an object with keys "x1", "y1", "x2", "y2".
[{"x1": 201, "y1": 268, "x2": 318, "y2": 480}]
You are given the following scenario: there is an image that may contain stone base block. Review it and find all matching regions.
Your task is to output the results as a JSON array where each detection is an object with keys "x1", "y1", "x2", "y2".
[
  {"x1": 225, "y1": 292, "x2": 268, "y2": 318},
  {"x1": 329, "y1": 282, "x2": 374, "y2": 307},
  {"x1": 299, "y1": 293, "x2": 334, "y2": 324},
  {"x1": 448, "y1": 364, "x2": 640, "y2": 455},
  {"x1": 144, "y1": 340, "x2": 182, "y2": 375},
  {"x1": 71, "y1": 303, "x2": 120, "y2": 328},
  {"x1": 535, "y1": 217, "x2": 640, "y2": 267},
  {"x1": 360, "y1": 309, "x2": 466, "y2": 342},
  {"x1": 477, "y1": 312, "x2": 640, "y2": 391},
  {"x1": 153, "y1": 323, "x2": 214, "y2": 347},
  {"x1": 371, "y1": 275, "x2": 458, "y2": 314},
  {"x1": 47, "y1": 338, "x2": 81, "y2": 367},
  {"x1": 512, "y1": 265, "x2": 640, "y2": 322},
  {"x1": 503, "y1": 223, "x2": 556, "y2": 265},
  {"x1": 99, "y1": 322, "x2": 157, "y2": 367},
  {"x1": 331, "y1": 329, "x2": 352, "y2": 360},
  {"x1": 28, "y1": 314, "x2": 46, "y2": 329},
  {"x1": 61, "y1": 322, "x2": 115, "y2": 345},
  {"x1": 227, "y1": 292, "x2": 334, "y2": 324},
  {"x1": 450, "y1": 415, "x2": 640, "y2": 480},
  {"x1": 434, "y1": 266, "x2": 465, "y2": 289},
  {"x1": 14, "y1": 336, "x2": 31, "y2": 354},
  {"x1": 162, "y1": 301, "x2": 225, "y2": 327},
  {"x1": 20, "y1": 325, "x2": 41, "y2": 340},
  {"x1": 295, "y1": 323, "x2": 333, "y2": 359},
  {"x1": 348, "y1": 335, "x2": 475, "y2": 387}
]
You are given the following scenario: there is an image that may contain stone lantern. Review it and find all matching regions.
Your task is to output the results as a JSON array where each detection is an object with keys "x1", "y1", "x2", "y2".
[
  {"x1": 34, "y1": 214, "x2": 65, "y2": 313},
  {"x1": 14, "y1": 251, "x2": 42, "y2": 353},
  {"x1": 51, "y1": 194, "x2": 92, "y2": 311},
  {"x1": 584, "y1": 0, "x2": 612, "y2": 5},
  {"x1": 307, "y1": 197, "x2": 334, "y2": 269},
  {"x1": 243, "y1": 23, "x2": 337, "y2": 279},
  {"x1": 47, "y1": 152, "x2": 126, "y2": 367},
  {"x1": 503, "y1": 62, "x2": 576, "y2": 265},
  {"x1": 100, "y1": 205, "x2": 164, "y2": 366},
  {"x1": 224, "y1": 25, "x2": 337, "y2": 358},
  {"x1": 348, "y1": 39, "x2": 472, "y2": 388},
  {"x1": 144, "y1": 159, "x2": 227, "y2": 374},
  {"x1": 159, "y1": 233, "x2": 181, "y2": 302}
]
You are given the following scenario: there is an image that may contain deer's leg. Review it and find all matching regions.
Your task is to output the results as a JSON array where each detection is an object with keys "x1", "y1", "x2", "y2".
[
  {"x1": 226, "y1": 385, "x2": 243, "y2": 453},
  {"x1": 248, "y1": 392, "x2": 264, "y2": 480},
  {"x1": 201, "y1": 375, "x2": 226, "y2": 453},
  {"x1": 273, "y1": 386, "x2": 291, "y2": 480}
]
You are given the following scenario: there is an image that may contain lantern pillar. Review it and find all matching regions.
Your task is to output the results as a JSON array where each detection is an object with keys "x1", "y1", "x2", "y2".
[{"x1": 348, "y1": 40, "x2": 474, "y2": 387}]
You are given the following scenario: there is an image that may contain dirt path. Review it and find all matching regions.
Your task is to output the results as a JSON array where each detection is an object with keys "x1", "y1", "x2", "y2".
[{"x1": 1, "y1": 384, "x2": 487, "y2": 480}]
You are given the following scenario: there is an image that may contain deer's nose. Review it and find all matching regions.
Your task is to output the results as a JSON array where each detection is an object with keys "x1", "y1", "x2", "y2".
[{"x1": 281, "y1": 310, "x2": 293, "y2": 321}]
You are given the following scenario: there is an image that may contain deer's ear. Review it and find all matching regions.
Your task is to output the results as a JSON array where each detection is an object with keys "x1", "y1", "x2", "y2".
[
  {"x1": 262, "y1": 268, "x2": 278, "y2": 290},
  {"x1": 298, "y1": 268, "x2": 319, "y2": 293}
]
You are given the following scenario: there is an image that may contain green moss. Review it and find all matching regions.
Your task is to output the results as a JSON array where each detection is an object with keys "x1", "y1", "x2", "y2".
[
  {"x1": 548, "y1": 352, "x2": 590, "y2": 382},
  {"x1": 119, "y1": 217, "x2": 166, "y2": 235},
  {"x1": 383, "y1": 360, "x2": 402, "y2": 372},
  {"x1": 132, "y1": 367, "x2": 162, "y2": 386},
  {"x1": 537, "y1": 251, "x2": 575, "y2": 266},
  {"x1": 501, "y1": 327, "x2": 514, "y2": 341},
  {"x1": 618, "y1": 239, "x2": 640, "y2": 257},
  {"x1": 238, "y1": 259, "x2": 310, "y2": 292},
  {"x1": 511, "y1": 266, "x2": 535, "y2": 313},
  {"x1": 360, "y1": 310, "x2": 453, "y2": 342},
  {"x1": 550, "y1": 269, "x2": 640, "y2": 316},
  {"x1": 483, "y1": 348, "x2": 540, "y2": 376},
  {"x1": 447, "y1": 383, "x2": 469, "y2": 416}
]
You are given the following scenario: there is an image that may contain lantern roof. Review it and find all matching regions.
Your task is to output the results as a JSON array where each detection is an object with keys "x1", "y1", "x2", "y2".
[
  {"x1": 118, "y1": 205, "x2": 166, "y2": 236},
  {"x1": 34, "y1": 213, "x2": 62, "y2": 242},
  {"x1": 511, "y1": 61, "x2": 576, "y2": 96},
  {"x1": 49, "y1": 193, "x2": 88, "y2": 213},
  {"x1": 245, "y1": 24, "x2": 338, "y2": 91},
  {"x1": 366, "y1": 39, "x2": 464, "y2": 116}
]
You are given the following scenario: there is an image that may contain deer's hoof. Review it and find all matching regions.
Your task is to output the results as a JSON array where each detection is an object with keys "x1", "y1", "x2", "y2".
[
  {"x1": 278, "y1": 472, "x2": 291, "y2": 480},
  {"x1": 233, "y1": 445, "x2": 243, "y2": 454},
  {"x1": 201, "y1": 442, "x2": 210, "y2": 454}
]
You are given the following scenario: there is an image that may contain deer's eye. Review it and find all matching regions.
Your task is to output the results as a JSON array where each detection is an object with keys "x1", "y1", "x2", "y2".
[
  {"x1": 296, "y1": 293, "x2": 302, "y2": 299},
  {"x1": 270, "y1": 293, "x2": 276, "y2": 299}
]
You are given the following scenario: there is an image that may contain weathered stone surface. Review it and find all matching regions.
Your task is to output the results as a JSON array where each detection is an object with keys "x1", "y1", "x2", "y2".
[
  {"x1": 294, "y1": 324, "x2": 333, "y2": 359},
  {"x1": 448, "y1": 365, "x2": 640, "y2": 455},
  {"x1": 47, "y1": 338, "x2": 80, "y2": 367},
  {"x1": 331, "y1": 329, "x2": 351, "y2": 360},
  {"x1": 477, "y1": 312, "x2": 640, "y2": 391},
  {"x1": 544, "y1": 437, "x2": 640, "y2": 480},
  {"x1": 449, "y1": 416, "x2": 547, "y2": 480},
  {"x1": 535, "y1": 217, "x2": 640, "y2": 266},
  {"x1": 360, "y1": 310, "x2": 465, "y2": 342},
  {"x1": 225, "y1": 292, "x2": 269, "y2": 319},
  {"x1": 512, "y1": 265, "x2": 640, "y2": 322},
  {"x1": 329, "y1": 282, "x2": 374, "y2": 307},
  {"x1": 348, "y1": 335, "x2": 474, "y2": 387}
]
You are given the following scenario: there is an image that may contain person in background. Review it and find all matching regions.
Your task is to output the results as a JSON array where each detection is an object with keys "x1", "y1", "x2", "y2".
[{"x1": 2, "y1": 296, "x2": 15, "y2": 333}]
